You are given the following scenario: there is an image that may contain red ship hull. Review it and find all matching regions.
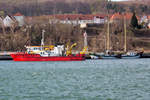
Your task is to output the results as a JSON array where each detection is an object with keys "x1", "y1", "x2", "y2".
[{"x1": 10, "y1": 53, "x2": 85, "y2": 61}]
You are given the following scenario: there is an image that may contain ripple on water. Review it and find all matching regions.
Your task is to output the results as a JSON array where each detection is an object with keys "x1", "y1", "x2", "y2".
[{"x1": 0, "y1": 59, "x2": 150, "y2": 100}]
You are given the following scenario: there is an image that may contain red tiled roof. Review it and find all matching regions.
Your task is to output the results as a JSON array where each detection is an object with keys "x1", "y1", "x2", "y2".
[
  {"x1": 14, "y1": 12, "x2": 23, "y2": 16},
  {"x1": 49, "y1": 14, "x2": 106, "y2": 20},
  {"x1": 148, "y1": 15, "x2": 150, "y2": 19},
  {"x1": 110, "y1": 13, "x2": 123, "y2": 20},
  {"x1": 110, "y1": 12, "x2": 140, "y2": 20}
]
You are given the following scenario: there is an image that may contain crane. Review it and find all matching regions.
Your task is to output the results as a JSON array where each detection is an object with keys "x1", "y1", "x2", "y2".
[
  {"x1": 80, "y1": 46, "x2": 88, "y2": 54},
  {"x1": 66, "y1": 43, "x2": 77, "y2": 56}
]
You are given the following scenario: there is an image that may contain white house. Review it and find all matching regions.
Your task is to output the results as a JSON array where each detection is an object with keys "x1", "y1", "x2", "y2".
[
  {"x1": 93, "y1": 16, "x2": 105, "y2": 24},
  {"x1": 140, "y1": 15, "x2": 148, "y2": 24},
  {"x1": 50, "y1": 14, "x2": 106, "y2": 25},
  {"x1": 14, "y1": 13, "x2": 25, "y2": 26},
  {"x1": 3, "y1": 15, "x2": 16, "y2": 27},
  {"x1": 3, "y1": 13, "x2": 25, "y2": 27},
  {"x1": 3, "y1": 15, "x2": 15, "y2": 27}
]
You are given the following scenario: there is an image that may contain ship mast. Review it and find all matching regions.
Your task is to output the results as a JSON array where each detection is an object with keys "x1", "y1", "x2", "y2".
[
  {"x1": 124, "y1": 15, "x2": 127, "y2": 52},
  {"x1": 106, "y1": 18, "x2": 110, "y2": 51},
  {"x1": 41, "y1": 30, "x2": 45, "y2": 48},
  {"x1": 106, "y1": 0, "x2": 110, "y2": 52},
  {"x1": 84, "y1": 30, "x2": 88, "y2": 52}
]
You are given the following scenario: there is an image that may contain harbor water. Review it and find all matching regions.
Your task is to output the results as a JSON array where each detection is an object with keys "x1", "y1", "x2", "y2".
[{"x1": 0, "y1": 59, "x2": 150, "y2": 100}]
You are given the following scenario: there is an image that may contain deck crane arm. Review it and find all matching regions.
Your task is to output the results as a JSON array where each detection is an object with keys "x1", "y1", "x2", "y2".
[{"x1": 66, "y1": 43, "x2": 77, "y2": 56}]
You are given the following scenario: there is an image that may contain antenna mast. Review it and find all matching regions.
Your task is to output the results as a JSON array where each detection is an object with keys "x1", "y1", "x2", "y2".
[{"x1": 41, "y1": 30, "x2": 45, "y2": 47}]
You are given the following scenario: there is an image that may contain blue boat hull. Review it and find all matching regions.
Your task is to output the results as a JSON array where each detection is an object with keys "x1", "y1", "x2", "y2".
[{"x1": 121, "y1": 55, "x2": 140, "y2": 59}]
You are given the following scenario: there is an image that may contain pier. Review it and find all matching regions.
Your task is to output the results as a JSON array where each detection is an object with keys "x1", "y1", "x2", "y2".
[{"x1": 0, "y1": 52, "x2": 15, "y2": 60}]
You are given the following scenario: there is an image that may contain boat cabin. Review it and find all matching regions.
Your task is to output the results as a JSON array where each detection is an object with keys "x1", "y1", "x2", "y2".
[{"x1": 25, "y1": 45, "x2": 65, "y2": 57}]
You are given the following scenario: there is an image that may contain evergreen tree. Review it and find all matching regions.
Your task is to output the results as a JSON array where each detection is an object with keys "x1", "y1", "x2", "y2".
[{"x1": 130, "y1": 12, "x2": 138, "y2": 28}]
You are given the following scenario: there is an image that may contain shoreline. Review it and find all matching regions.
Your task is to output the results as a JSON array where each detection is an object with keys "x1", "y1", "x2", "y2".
[{"x1": 0, "y1": 51, "x2": 150, "y2": 60}]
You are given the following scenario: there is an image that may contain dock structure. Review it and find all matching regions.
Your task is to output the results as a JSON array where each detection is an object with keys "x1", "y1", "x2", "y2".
[{"x1": 0, "y1": 52, "x2": 16, "y2": 60}]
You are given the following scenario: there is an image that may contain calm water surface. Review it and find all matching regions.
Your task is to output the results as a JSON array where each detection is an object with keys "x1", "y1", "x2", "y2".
[{"x1": 0, "y1": 59, "x2": 150, "y2": 100}]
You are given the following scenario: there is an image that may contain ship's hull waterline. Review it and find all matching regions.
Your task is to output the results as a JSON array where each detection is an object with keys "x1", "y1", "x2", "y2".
[{"x1": 11, "y1": 53, "x2": 85, "y2": 61}]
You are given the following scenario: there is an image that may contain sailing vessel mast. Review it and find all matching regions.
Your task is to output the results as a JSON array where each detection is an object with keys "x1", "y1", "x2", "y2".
[
  {"x1": 124, "y1": 15, "x2": 127, "y2": 52},
  {"x1": 106, "y1": 0, "x2": 111, "y2": 52},
  {"x1": 106, "y1": 18, "x2": 110, "y2": 51}
]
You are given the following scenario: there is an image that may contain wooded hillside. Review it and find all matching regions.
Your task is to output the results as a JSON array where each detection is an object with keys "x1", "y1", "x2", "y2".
[
  {"x1": 0, "y1": 0, "x2": 150, "y2": 16},
  {"x1": 0, "y1": 0, "x2": 150, "y2": 52}
]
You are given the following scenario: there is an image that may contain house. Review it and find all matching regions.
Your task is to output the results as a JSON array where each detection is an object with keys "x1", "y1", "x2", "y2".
[
  {"x1": 93, "y1": 16, "x2": 105, "y2": 24},
  {"x1": 110, "y1": 12, "x2": 139, "y2": 23},
  {"x1": 140, "y1": 15, "x2": 149, "y2": 23},
  {"x1": 3, "y1": 12, "x2": 25, "y2": 27},
  {"x1": 140, "y1": 15, "x2": 149, "y2": 28},
  {"x1": 3, "y1": 15, "x2": 17, "y2": 27},
  {"x1": 14, "y1": 13, "x2": 25, "y2": 26},
  {"x1": 78, "y1": 15, "x2": 93, "y2": 24},
  {"x1": 147, "y1": 15, "x2": 150, "y2": 24},
  {"x1": 49, "y1": 14, "x2": 106, "y2": 25},
  {"x1": 124, "y1": 13, "x2": 135, "y2": 20},
  {"x1": 148, "y1": 15, "x2": 150, "y2": 20},
  {"x1": 110, "y1": 13, "x2": 123, "y2": 22}
]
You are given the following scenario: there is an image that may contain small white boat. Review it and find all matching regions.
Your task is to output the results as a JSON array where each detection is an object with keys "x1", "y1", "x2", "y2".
[
  {"x1": 121, "y1": 52, "x2": 140, "y2": 59},
  {"x1": 90, "y1": 54, "x2": 99, "y2": 59}
]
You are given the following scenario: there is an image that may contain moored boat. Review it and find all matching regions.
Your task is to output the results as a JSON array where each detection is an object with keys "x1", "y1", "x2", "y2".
[
  {"x1": 0, "y1": 55, "x2": 13, "y2": 60},
  {"x1": 140, "y1": 53, "x2": 150, "y2": 58},
  {"x1": 121, "y1": 52, "x2": 141, "y2": 59},
  {"x1": 89, "y1": 54, "x2": 100, "y2": 59},
  {"x1": 100, "y1": 54, "x2": 121, "y2": 59},
  {"x1": 10, "y1": 30, "x2": 85, "y2": 61},
  {"x1": 0, "y1": 52, "x2": 16, "y2": 60},
  {"x1": 11, "y1": 53, "x2": 84, "y2": 61},
  {"x1": 97, "y1": 51, "x2": 121, "y2": 59},
  {"x1": 10, "y1": 45, "x2": 85, "y2": 61}
]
